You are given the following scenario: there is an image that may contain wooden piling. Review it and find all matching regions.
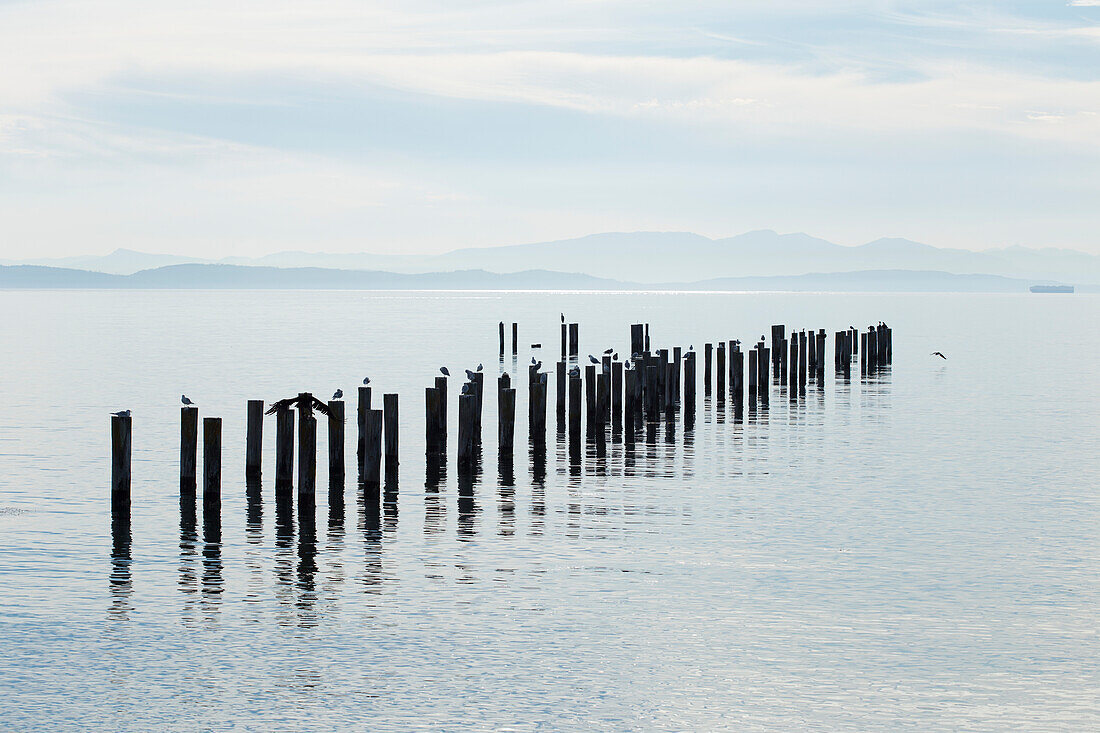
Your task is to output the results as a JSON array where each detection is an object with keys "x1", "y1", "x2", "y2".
[
  {"x1": 760, "y1": 347, "x2": 770, "y2": 406},
  {"x1": 561, "y1": 322, "x2": 568, "y2": 359},
  {"x1": 180, "y1": 406, "x2": 198, "y2": 487},
  {"x1": 568, "y1": 323, "x2": 579, "y2": 357},
  {"x1": 556, "y1": 361, "x2": 566, "y2": 418},
  {"x1": 568, "y1": 371, "x2": 582, "y2": 442},
  {"x1": 789, "y1": 336, "x2": 798, "y2": 402},
  {"x1": 645, "y1": 364, "x2": 659, "y2": 422},
  {"x1": 457, "y1": 394, "x2": 476, "y2": 470},
  {"x1": 244, "y1": 400, "x2": 262, "y2": 479},
  {"x1": 425, "y1": 386, "x2": 443, "y2": 455},
  {"x1": 471, "y1": 372, "x2": 484, "y2": 442},
  {"x1": 596, "y1": 364, "x2": 609, "y2": 427},
  {"x1": 357, "y1": 386, "x2": 371, "y2": 477},
  {"x1": 704, "y1": 343, "x2": 713, "y2": 395},
  {"x1": 499, "y1": 374, "x2": 516, "y2": 454},
  {"x1": 530, "y1": 373, "x2": 547, "y2": 442},
  {"x1": 731, "y1": 344, "x2": 743, "y2": 406},
  {"x1": 275, "y1": 405, "x2": 294, "y2": 489},
  {"x1": 630, "y1": 324, "x2": 644, "y2": 355},
  {"x1": 673, "y1": 347, "x2": 682, "y2": 403},
  {"x1": 624, "y1": 368, "x2": 637, "y2": 439},
  {"x1": 585, "y1": 364, "x2": 597, "y2": 438},
  {"x1": 644, "y1": 323, "x2": 650, "y2": 351},
  {"x1": 683, "y1": 352, "x2": 696, "y2": 421},
  {"x1": 748, "y1": 349, "x2": 758, "y2": 404},
  {"x1": 611, "y1": 361, "x2": 623, "y2": 432},
  {"x1": 327, "y1": 399, "x2": 345, "y2": 486},
  {"x1": 511, "y1": 322, "x2": 518, "y2": 356},
  {"x1": 716, "y1": 342, "x2": 726, "y2": 397},
  {"x1": 816, "y1": 330, "x2": 826, "y2": 379},
  {"x1": 384, "y1": 393, "x2": 399, "y2": 477},
  {"x1": 111, "y1": 413, "x2": 131, "y2": 514},
  {"x1": 799, "y1": 331, "x2": 808, "y2": 387},
  {"x1": 363, "y1": 409, "x2": 383, "y2": 488},
  {"x1": 298, "y1": 410, "x2": 316, "y2": 501},
  {"x1": 499, "y1": 321, "x2": 505, "y2": 357},
  {"x1": 435, "y1": 376, "x2": 448, "y2": 442},
  {"x1": 202, "y1": 417, "x2": 221, "y2": 518}
]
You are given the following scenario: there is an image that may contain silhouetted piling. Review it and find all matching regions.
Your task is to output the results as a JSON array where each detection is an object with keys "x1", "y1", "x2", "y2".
[
  {"x1": 499, "y1": 321, "x2": 505, "y2": 357},
  {"x1": 556, "y1": 361, "x2": 566, "y2": 419},
  {"x1": 181, "y1": 406, "x2": 198, "y2": 488},
  {"x1": 245, "y1": 400, "x2": 262, "y2": 478},
  {"x1": 816, "y1": 330, "x2": 826, "y2": 380},
  {"x1": 357, "y1": 385, "x2": 371, "y2": 477},
  {"x1": 569, "y1": 323, "x2": 579, "y2": 357},
  {"x1": 716, "y1": 342, "x2": 726, "y2": 397},
  {"x1": 363, "y1": 408, "x2": 383, "y2": 490},
  {"x1": 435, "y1": 376, "x2": 448, "y2": 442},
  {"x1": 530, "y1": 372, "x2": 547, "y2": 442},
  {"x1": 202, "y1": 417, "x2": 221, "y2": 522},
  {"x1": 275, "y1": 405, "x2": 294, "y2": 490},
  {"x1": 759, "y1": 347, "x2": 770, "y2": 406},
  {"x1": 612, "y1": 361, "x2": 623, "y2": 432},
  {"x1": 111, "y1": 413, "x2": 131, "y2": 515},
  {"x1": 458, "y1": 393, "x2": 476, "y2": 471},
  {"x1": 731, "y1": 344, "x2": 744, "y2": 406},
  {"x1": 789, "y1": 336, "x2": 798, "y2": 401},
  {"x1": 683, "y1": 351, "x2": 696, "y2": 425},
  {"x1": 425, "y1": 386, "x2": 444, "y2": 455},
  {"x1": 471, "y1": 371, "x2": 484, "y2": 442},
  {"x1": 511, "y1": 322, "x2": 518, "y2": 356},
  {"x1": 631, "y1": 324, "x2": 644, "y2": 355},
  {"x1": 568, "y1": 370, "x2": 582, "y2": 442},
  {"x1": 704, "y1": 343, "x2": 713, "y2": 395},
  {"x1": 297, "y1": 407, "x2": 316, "y2": 503},
  {"x1": 645, "y1": 364, "x2": 659, "y2": 421},
  {"x1": 499, "y1": 374, "x2": 516, "y2": 454},
  {"x1": 327, "y1": 399, "x2": 344, "y2": 486},
  {"x1": 585, "y1": 364, "x2": 597, "y2": 438},
  {"x1": 384, "y1": 393, "x2": 399, "y2": 479},
  {"x1": 748, "y1": 349, "x2": 758, "y2": 405}
]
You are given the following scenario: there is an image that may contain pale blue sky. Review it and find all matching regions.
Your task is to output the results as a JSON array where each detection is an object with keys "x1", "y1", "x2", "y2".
[{"x1": 1, "y1": 0, "x2": 1098, "y2": 257}]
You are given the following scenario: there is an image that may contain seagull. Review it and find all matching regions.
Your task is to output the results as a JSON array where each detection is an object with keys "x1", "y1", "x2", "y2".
[
  {"x1": 612, "y1": 352, "x2": 618, "y2": 360},
  {"x1": 461, "y1": 383, "x2": 471, "y2": 395},
  {"x1": 569, "y1": 365, "x2": 581, "y2": 378},
  {"x1": 631, "y1": 352, "x2": 641, "y2": 360},
  {"x1": 362, "y1": 376, "x2": 371, "y2": 385},
  {"x1": 689, "y1": 345, "x2": 693, "y2": 351},
  {"x1": 265, "y1": 394, "x2": 334, "y2": 417},
  {"x1": 560, "y1": 313, "x2": 565, "y2": 323},
  {"x1": 532, "y1": 360, "x2": 542, "y2": 371},
  {"x1": 181, "y1": 395, "x2": 193, "y2": 405},
  {"x1": 111, "y1": 409, "x2": 131, "y2": 417},
  {"x1": 603, "y1": 347, "x2": 613, "y2": 355},
  {"x1": 440, "y1": 367, "x2": 450, "y2": 376},
  {"x1": 477, "y1": 363, "x2": 483, "y2": 372},
  {"x1": 624, "y1": 360, "x2": 631, "y2": 370},
  {"x1": 465, "y1": 368, "x2": 477, "y2": 380},
  {"x1": 531, "y1": 356, "x2": 537, "y2": 365},
  {"x1": 931, "y1": 352, "x2": 947, "y2": 360},
  {"x1": 332, "y1": 389, "x2": 343, "y2": 400},
  {"x1": 588, "y1": 355, "x2": 599, "y2": 364}
]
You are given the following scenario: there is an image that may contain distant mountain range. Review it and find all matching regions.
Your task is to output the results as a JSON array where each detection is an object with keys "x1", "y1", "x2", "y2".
[
  {"x1": 3, "y1": 230, "x2": 1097, "y2": 285},
  {"x1": 1, "y1": 263, "x2": 1087, "y2": 292}
]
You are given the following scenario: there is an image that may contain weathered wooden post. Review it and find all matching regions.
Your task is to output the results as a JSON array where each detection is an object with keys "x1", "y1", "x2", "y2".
[
  {"x1": 645, "y1": 364, "x2": 659, "y2": 422},
  {"x1": 245, "y1": 400, "x2": 262, "y2": 479},
  {"x1": 569, "y1": 323, "x2": 579, "y2": 357},
  {"x1": 655, "y1": 349, "x2": 668, "y2": 412},
  {"x1": 748, "y1": 349, "x2": 758, "y2": 405},
  {"x1": 683, "y1": 351, "x2": 696, "y2": 427},
  {"x1": 760, "y1": 347, "x2": 770, "y2": 406},
  {"x1": 499, "y1": 373, "x2": 515, "y2": 454},
  {"x1": 597, "y1": 362, "x2": 609, "y2": 427},
  {"x1": 499, "y1": 321, "x2": 505, "y2": 358},
  {"x1": 716, "y1": 341, "x2": 726, "y2": 398},
  {"x1": 327, "y1": 398, "x2": 344, "y2": 486},
  {"x1": 631, "y1": 324, "x2": 644, "y2": 355},
  {"x1": 363, "y1": 408, "x2": 383, "y2": 490},
  {"x1": 664, "y1": 361, "x2": 676, "y2": 418},
  {"x1": 180, "y1": 405, "x2": 198, "y2": 489},
  {"x1": 789, "y1": 336, "x2": 799, "y2": 402},
  {"x1": 644, "y1": 323, "x2": 650, "y2": 351},
  {"x1": 357, "y1": 385, "x2": 371, "y2": 478},
  {"x1": 457, "y1": 393, "x2": 476, "y2": 471},
  {"x1": 568, "y1": 370, "x2": 582, "y2": 443},
  {"x1": 384, "y1": 393, "x2": 399, "y2": 480},
  {"x1": 275, "y1": 404, "x2": 294, "y2": 490},
  {"x1": 556, "y1": 361, "x2": 566, "y2": 420},
  {"x1": 860, "y1": 332, "x2": 868, "y2": 372},
  {"x1": 816, "y1": 330, "x2": 826, "y2": 380},
  {"x1": 624, "y1": 368, "x2": 637, "y2": 441},
  {"x1": 111, "y1": 413, "x2": 131, "y2": 515},
  {"x1": 807, "y1": 329, "x2": 817, "y2": 375},
  {"x1": 731, "y1": 344, "x2": 743, "y2": 406},
  {"x1": 561, "y1": 322, "x2": 568, "y2": 359},
  {"x1": 202, "y1": 416, "x2": 221, "y2": 522},
  {"x1": 585, "y1": 364, "x2": 597, "y2": 438},
  {"x1": 435, "y1": 376, "x2": 448, "y2": 443},
  {"x1": 530, "y1": 373, "x2": 547, "y2": 443},
  {"x1": 512, "y1": 322, "x2": 518, "y2": 356},
  {"x1": 611, "y1": 360, "x2": 623, "y2": 433},
  {"x1": 780, "y1": 337, "x2": 788, "y2": 386},
  {"x1": 298, "y1": 407, "x2": 316, "y2": 508},
  {"x1": 704, "y1": 343, "x2": 713, "y2": 395},
  {"x1": 471, "y1": 371, "x2": 484, "y2": 443},
  {"x1": 799, "y1": 331, "x2": 808, "y2": 388},
  {"x1": 672, "y1": 346, "x2": 682, "y2": 403},
  {"x1": 425, "y1": 386, "x2": 443, "y2": 455}
]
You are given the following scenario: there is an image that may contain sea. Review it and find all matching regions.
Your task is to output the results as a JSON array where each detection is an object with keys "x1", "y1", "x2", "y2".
[{"x1": 0, "y1": 290, "x2": 1097, "y2": 731}]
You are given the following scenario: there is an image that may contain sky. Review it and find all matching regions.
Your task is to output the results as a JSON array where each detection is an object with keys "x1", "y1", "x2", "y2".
[{"x1": 1, "y1": 0, "x2": 1099, "y2": 258}]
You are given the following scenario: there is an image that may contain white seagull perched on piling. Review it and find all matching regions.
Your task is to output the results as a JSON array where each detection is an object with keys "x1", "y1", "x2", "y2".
[
  {"x1": 181, "y1": 395, "x2": 193, "y2": 405},
  {"x1": 440, "y1": 366, "x2": 450, "y2": 376},
  {"x1": 111, "y1": 409, "x2": 131, "y2": 417},
  {"x1": 332, "y1": 389, "x2": 343, "y2": 400}
]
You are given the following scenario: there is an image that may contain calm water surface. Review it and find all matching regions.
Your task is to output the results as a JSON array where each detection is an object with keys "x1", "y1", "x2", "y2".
[{"x1": 1, "y1": 291, "x2": 1098, "y2": 731}]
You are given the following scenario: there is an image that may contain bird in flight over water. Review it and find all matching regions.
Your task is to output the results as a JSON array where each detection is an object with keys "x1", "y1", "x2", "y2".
[
  {"x1": 931, "y1": 352, "x2": 947, "y2": 360},
  {"x1": 181, "y1": 395, "x2": 193, "y2": 405}
]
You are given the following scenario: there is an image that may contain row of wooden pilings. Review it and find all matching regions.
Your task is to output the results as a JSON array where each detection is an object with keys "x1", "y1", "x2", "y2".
[{"x1": 111, "y1": 321, "x2": 891, "y2": 518}]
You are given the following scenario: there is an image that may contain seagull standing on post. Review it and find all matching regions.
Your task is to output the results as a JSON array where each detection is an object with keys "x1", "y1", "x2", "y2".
[
  {"x1": 332, "y1": 389, "x2": 343, "y2": 400},
  {"x1": 181, "y1": 395, "x2": 193, "y2": 406},
  {"x1": 440, "y1": 366, "x2": 450, "y2": 376}
]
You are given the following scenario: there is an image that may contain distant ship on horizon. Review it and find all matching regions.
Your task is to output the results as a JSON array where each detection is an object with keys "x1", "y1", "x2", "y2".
[{"x1": 1029, "y1": 284, "x2": 1074, "y2": 293}]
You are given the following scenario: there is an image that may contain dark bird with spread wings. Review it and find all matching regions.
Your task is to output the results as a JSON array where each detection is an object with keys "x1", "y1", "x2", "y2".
[
  {"x1": 931, "y1": 352, "x2": 947, "y2": 360},
  {"x1": 265, "y1": 393, "x2": 335, "y2": 417}
]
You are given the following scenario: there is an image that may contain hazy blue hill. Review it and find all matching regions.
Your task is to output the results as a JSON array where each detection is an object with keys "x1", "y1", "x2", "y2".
[
  {"x1": 685, "y1": 269, "x2": 1051, "y2": 293},
  {"x1": 12, "y1": 231, "x2": 1099, "y2": 284},
  {"x1": 0, "y1": 265, "x2": 124, "y2": 287}
]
